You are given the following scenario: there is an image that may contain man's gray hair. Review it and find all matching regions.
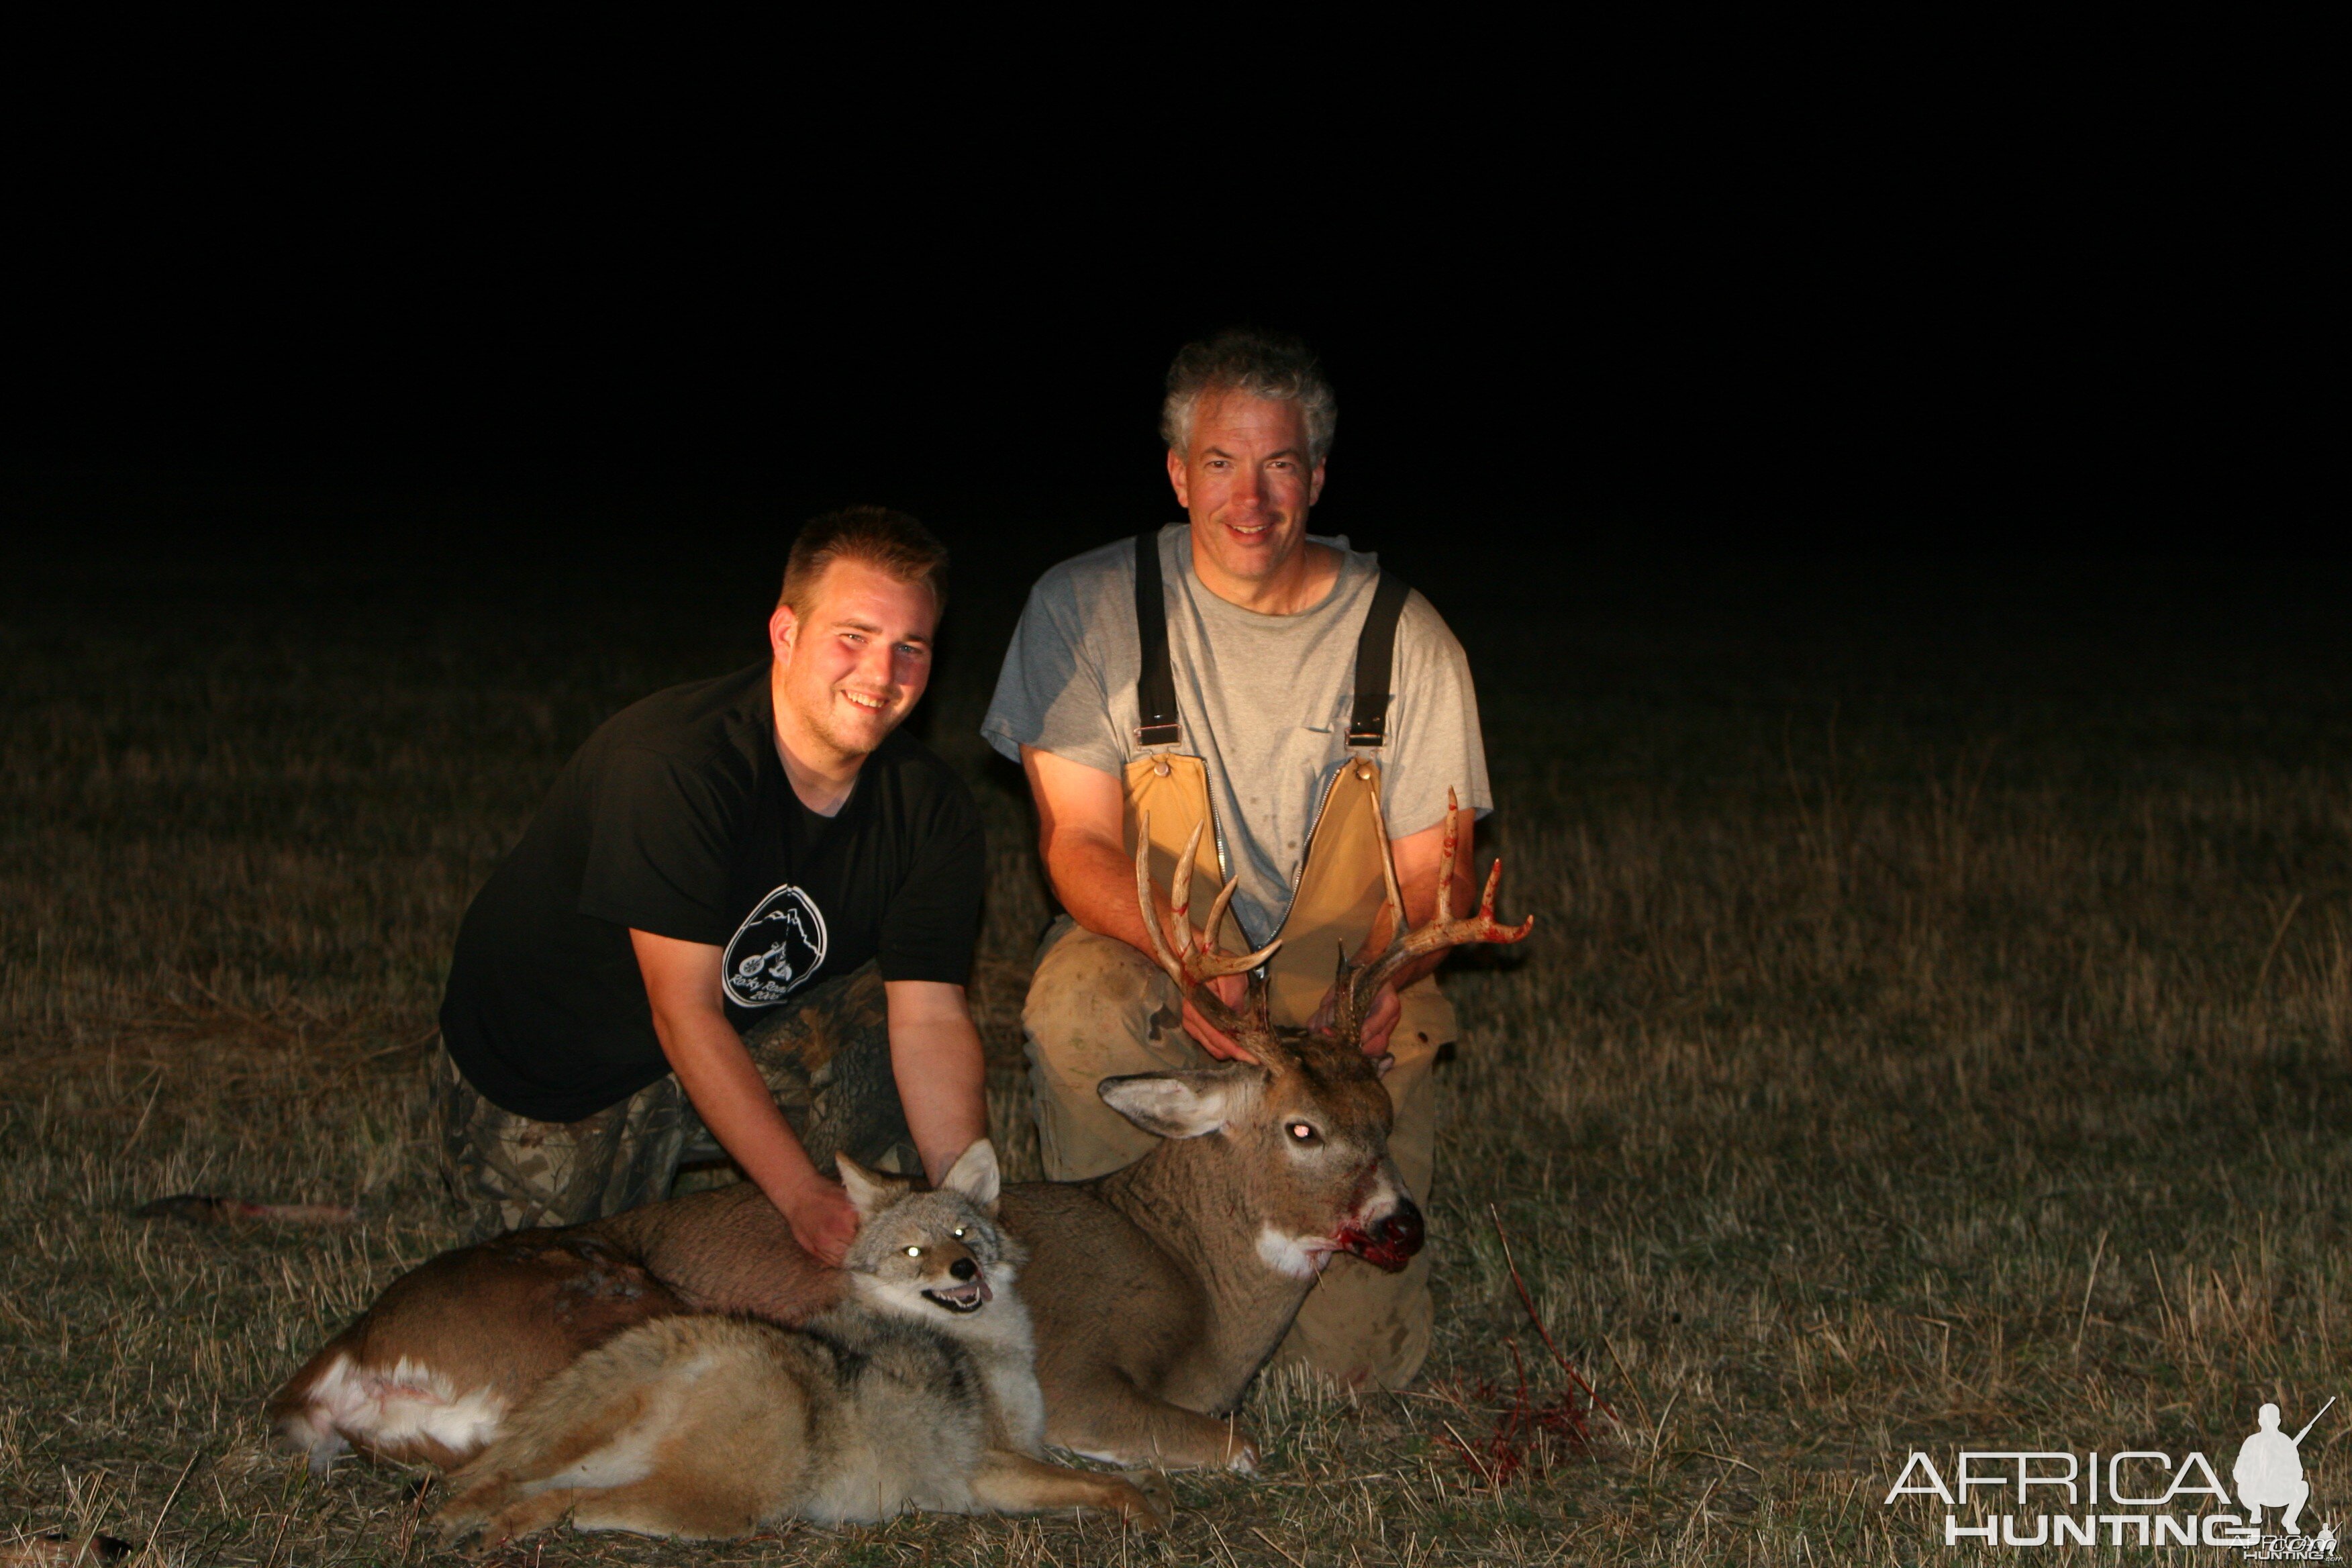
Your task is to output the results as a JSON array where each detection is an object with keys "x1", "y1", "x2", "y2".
[{"x1": 1160, "y1": 328, "x2": 1338, "y2": 465}]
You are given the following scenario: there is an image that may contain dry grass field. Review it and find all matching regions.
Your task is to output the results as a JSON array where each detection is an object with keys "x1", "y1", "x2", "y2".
[{"x1": 4, "y1": 529, "x2": 2350, "y2": 1565}]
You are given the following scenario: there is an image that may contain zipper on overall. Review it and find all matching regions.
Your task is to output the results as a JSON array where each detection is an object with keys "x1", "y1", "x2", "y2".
[
  {"x1": 1240, "y1": 754, "x2": 1366, "y2": 965},
  {"x1": 1150, "y1": 750, "x2": 1232, "y2": 884},
  {"x1": 1287, "y1": 755, "x2": 1363, "y2": 902}
]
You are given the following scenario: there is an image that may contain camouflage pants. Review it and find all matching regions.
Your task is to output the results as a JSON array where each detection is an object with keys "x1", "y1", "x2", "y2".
[{"x1": 438, "y1": 961, "x2": 909, "y2": 1243}]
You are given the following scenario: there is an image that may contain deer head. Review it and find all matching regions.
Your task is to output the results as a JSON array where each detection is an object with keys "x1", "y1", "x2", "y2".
[{"x1": 1099, "y1": 792, "x2": 1532, "y2": 1277}]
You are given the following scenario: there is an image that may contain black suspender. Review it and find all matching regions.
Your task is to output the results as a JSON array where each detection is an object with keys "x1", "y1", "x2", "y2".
[
  {"x1": 1344, "y1": 569, "x2": 1412, "y2": 748},
  {"x1": 1132, "y1": 530, "x2": 1183, "y2": 748},
  {"x1": 1132, "y1": 530, "x2": 1411, "y2": 752}
]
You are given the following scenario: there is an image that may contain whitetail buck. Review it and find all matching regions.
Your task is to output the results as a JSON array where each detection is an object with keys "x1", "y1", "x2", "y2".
[{"x1": 270, "y1": 789, "x2": 1530, "y2": 1473}]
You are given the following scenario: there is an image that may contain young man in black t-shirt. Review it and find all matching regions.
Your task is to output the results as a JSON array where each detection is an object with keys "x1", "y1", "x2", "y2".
[{"x1": 436, "y1": 507, "x2": 987, "y2": 1264}]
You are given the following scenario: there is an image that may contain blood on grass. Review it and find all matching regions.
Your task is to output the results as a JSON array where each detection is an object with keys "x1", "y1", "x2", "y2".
[{"x1": 1431, "y1": 1206, "x2": 1616, "y2": 1489}]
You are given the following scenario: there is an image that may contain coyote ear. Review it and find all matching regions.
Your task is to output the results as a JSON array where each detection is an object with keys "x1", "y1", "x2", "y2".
[
  {"x1": 1097, "y1": 1065, "x2": 1261, "y2": 1140},
  {"x1": 940, "y1": 1139, "x2": 1001, "y2": 1216},
  {"x1": 836, "y1": 1154, "x2": 908, "y2": 1222}
]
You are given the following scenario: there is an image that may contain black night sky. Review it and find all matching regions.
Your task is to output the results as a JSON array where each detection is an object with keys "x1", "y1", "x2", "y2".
[{"x1": 3, "y1": 34, "x2": 2329, "y2": 599}]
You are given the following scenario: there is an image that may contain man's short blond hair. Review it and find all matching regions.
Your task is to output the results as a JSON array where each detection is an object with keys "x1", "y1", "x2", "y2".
[{"x1": 777, "y1": 506, "x2": 950, "y2": 618}]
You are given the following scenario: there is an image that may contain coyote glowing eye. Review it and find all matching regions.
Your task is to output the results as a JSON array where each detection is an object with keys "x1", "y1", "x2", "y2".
[
  {"x1": 1287, "y1": 1122, "x2": 1320, "y2": 1144},
  {"x1": 904, "y1": 1246, "x2": 922, "y2": 1258},
  {"x1": 952, "y1": 1226, "x2": 967, "y2": 1238}
]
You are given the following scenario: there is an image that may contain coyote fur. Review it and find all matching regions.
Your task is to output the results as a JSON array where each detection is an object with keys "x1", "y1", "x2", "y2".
[{"x1": 431, "y1": 1142, "x2": 1169, "y2": 1549}]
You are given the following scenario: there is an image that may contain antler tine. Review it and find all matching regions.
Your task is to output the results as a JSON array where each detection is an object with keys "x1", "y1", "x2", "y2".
[
  {"x1": 1202, "y1": 869, "x2": 1241, "y2": 957},
  {"x1": 1132, "y1": 813, "x2": 1281, "y2": 995},
  {"x1": 1132, "y1": 812, "x2": 1189, "y2": 988},
  {"x1": 1363, "y1": 856, "x2": 1532, "y2": 991},
  {"x1": 1193, "y1": 916, "x2": 1283, "y2": 979},
  {"x1": 1341, "y1": 789, "x2": 1534, "y2": 1025},
  {"x1": 1467, "y1": 859, "x2": 1534, "y2": 942},
  {"x1": 1167, "y1": 820, "x2": 1204, "y2": 961},
  {"x1": 1167, "y1": 816, "x2": 1280, "y2": 979},
  {"x1": 1330, "y1": 939, "x2": 1371, "y2": 1041}
]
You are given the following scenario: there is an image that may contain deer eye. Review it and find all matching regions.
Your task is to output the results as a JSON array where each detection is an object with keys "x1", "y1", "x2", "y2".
[
  {"x1": 904, "y1": 1246, "x2": 923, "y2": 1258},
  {"x1": 1286, "y1": 1122, "x2": 1320, "y2": 1144}
]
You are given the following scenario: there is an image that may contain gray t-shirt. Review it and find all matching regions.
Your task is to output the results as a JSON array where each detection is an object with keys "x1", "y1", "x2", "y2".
[{"x1": 982, "y1": 523, "x2": 1491, "y2": 944}]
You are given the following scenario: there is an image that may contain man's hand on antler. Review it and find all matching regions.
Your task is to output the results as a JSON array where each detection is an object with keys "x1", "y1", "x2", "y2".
[
  {"x1": 1308, "y1": 979, "x2": 1402, "y2": 1056},
  {"x1": 1181, "y1": 972, "x2": 1260, "y2": 1063}
]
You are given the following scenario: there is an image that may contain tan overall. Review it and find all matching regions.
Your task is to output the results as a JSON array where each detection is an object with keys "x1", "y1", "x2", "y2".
[{"x1": 1023, "y1": 750, "x2": 1455, "y2": 1388}]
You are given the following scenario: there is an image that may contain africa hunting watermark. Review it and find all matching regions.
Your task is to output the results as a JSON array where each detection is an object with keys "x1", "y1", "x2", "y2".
[{"x1": 1883, "y1": 1402, "x2": 2339, "y2": 1556}]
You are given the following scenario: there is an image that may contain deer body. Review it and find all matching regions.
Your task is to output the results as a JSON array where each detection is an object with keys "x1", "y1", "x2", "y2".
[
  {"x1": 266, "y1": 1229, "x2": 690, "y2": 1472},
  {"x1": 270, "y1": 793, "x2": 1524, "y2": 1474}
]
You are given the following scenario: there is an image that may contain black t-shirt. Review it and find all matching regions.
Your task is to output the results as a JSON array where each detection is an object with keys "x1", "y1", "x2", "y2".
[{"x1": 440, "y1": 660, "x2": 985, "y2": 1121}]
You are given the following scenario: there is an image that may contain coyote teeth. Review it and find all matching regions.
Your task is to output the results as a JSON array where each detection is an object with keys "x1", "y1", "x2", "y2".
[{"x1": 924, "y1": 1285, "x2": 988, "y2": 1313}]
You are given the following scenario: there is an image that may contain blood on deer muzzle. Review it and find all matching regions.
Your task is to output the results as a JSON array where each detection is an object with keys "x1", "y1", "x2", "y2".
[{"x1": 1336, "y1": 1195, "x2": 1425, "y2": 1273}]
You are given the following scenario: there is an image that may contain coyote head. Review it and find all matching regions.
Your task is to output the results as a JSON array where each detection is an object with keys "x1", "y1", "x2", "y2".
[{"x1": 837, "y1": 1141, "x2": 1024, "y2": 1318}]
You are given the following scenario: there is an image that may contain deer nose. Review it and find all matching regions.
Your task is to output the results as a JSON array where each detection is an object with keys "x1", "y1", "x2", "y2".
[
  {"x1": 1377, "y1": 1198, "x2": 1424, "y2": 1259},
  {"x1": 950, "y1": 1257, "x2": 978, "y2": 1281}
]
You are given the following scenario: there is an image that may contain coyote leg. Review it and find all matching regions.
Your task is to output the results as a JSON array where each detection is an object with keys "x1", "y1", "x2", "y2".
[
  {"x1": 467, "y1": 1487, "x2": 585, "y2": 1553},
  {"x1": 967, "y1": 1450, "x2": 1173, "y2": 1530},
  {"x1": 444, "y1": 1471, "x2": 770, "y2": 1548},
  {"x1": 561, "y1": 1471, "x2": 771, "y2": 1540},
  {"x1": 433, "y1": 1475, "x2": 523, "y2": 1547},
  {"x1": 436, "y1": 1407, "x2": 642, "y2": 1546}
]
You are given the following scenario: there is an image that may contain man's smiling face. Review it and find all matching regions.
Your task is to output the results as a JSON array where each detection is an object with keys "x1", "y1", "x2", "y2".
[
  {"x1": 769, "y1": 556, "x2": 937, "y2": 766},
  {"x1": 1166, "y1": 389, "x2": 1326, "y2": 595}
]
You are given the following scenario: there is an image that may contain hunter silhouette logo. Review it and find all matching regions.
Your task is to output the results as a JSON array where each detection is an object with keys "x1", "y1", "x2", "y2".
[
  {"x1": 1881, "y1": 1399, "x2": 2338, "y2": 1555},
  {"x1": 2239, "y1": 1400, "x2": 2336, "y2": 1561}
]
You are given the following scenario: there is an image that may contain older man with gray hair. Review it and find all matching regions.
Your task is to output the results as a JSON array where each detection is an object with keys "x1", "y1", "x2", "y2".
[{"x1": 981, "y1": 327, "x2": 1492, "y2": 1387}]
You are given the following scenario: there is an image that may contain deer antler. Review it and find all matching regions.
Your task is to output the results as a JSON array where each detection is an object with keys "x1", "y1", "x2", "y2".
[
  {"x1": 1332, "y1": 787, "x2": 1534, "y2": 1039},
  {"x1": 1134, "y1": 814, "x2": 1281, "y2": 1036}
]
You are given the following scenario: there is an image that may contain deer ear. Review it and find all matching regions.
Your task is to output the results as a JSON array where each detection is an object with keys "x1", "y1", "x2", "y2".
[
  {"x1": 939, "y1": 1138, "x2": 1001, "y2": 1216},
  {"x1": 836, "y1": 1154, "x2": 909, "y2": 1222},
  {"x1": 1097, "y1": 1065, "x2": 1261, "y2": 1139}
]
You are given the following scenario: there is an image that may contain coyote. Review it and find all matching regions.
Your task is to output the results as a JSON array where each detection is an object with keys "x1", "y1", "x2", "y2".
[{"x1": 431, "y1": 1142, "x2": 1169, "y2": 1549}]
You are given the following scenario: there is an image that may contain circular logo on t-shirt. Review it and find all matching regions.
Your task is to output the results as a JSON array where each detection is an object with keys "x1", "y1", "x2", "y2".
[{"x1": 722, "y1": 885, "x2": 829, "y2": 1008}]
